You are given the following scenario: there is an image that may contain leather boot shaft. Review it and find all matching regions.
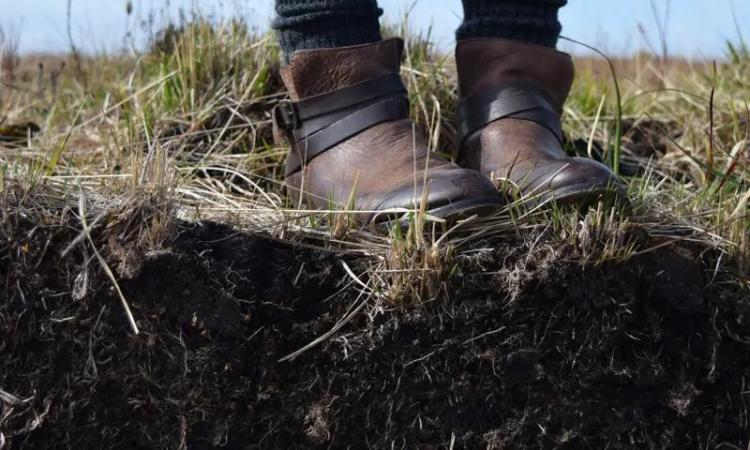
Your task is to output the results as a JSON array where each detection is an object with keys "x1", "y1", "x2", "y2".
[
  {"x1": 456, "y1": 38, "x2": 575, "y2": 115},
  {"x1": 280, "y1": 38, "x2": 404, "y2": 101}
]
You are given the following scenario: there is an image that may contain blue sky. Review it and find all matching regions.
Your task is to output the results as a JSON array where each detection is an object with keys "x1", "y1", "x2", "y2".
[{"x1": 1, "y1": 0, "x2": 748, "y2": 58}]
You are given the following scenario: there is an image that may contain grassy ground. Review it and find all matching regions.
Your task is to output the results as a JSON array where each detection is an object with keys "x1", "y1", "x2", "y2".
[
  {"x1": 1, "y1": 15, "x2": 750, "y2": 449},
  {"x1": 2, "y1": 18, "x2": 748, "y2": 283}
]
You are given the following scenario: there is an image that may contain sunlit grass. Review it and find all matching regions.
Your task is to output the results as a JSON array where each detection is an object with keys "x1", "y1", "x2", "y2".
[{"x1": 1, "y1": 12, "x2": 748, "y2": 306}]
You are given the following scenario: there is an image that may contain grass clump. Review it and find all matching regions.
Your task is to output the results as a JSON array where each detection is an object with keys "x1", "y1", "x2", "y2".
[{"x1": 1, "y1": 14, "x2": 749, "y2": 306}]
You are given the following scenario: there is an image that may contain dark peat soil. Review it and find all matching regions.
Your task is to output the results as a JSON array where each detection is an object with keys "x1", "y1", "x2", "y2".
[{"x1": 2, "y1": 218, "x2": 749, "y2": 449}]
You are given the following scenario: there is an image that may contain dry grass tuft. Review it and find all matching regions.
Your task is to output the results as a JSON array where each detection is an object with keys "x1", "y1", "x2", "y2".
[{"x1": 1, "y1": 15, "x2": 749, "y2": 307}]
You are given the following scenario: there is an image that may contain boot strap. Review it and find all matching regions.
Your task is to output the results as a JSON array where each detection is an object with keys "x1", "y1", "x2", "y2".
[
  {"x1": 455, "y1": 80, "x2": 563, "y2": 158},
  {"x1": 274, "y1": 73, "x2": 409, "y2": 176}
]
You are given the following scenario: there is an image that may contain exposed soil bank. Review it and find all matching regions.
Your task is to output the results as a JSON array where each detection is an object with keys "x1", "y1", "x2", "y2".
[{"x1": 2, "y1": 219, "x2": 749, "y2": 449}]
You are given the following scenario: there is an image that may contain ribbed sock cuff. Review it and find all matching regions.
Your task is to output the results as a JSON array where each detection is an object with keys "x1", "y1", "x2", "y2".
[
  {"x1": 273, "y1": 0, "x2": 383, "y2": 62},
  {"x1": 457, "y1": 0, "x2": 566, "y2": 48}
]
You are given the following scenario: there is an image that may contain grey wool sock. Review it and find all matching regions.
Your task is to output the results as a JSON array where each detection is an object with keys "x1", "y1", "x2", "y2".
[
  {"x1": 457, "y1": 0, "x2": 567, "y2": 48},
  {"x1": 272, "y1": 0, "x2": 384, "y2": 62}
]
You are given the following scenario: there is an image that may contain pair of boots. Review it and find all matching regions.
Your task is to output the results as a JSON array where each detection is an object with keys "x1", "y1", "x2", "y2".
[{"x1": 274, "y1": 38, "x2": 625, "y2": 222}]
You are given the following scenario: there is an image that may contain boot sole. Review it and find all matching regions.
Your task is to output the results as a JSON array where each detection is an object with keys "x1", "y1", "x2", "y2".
[
  {"x1": 369, "y1": 195, "x2": 506, "y2": 226},
  {"x1": 531, "y1": 182, "x2": 631, "y2": 213},
  {"x1": 427, "y1": 195, "x2": 506, "y2": 221}
]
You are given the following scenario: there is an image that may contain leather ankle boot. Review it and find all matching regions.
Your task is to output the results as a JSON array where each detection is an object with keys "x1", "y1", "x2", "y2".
[
  {"x1": 455, "y1": 38, "x2": 628, "y2": 208},
  {"x1": 274, "y1": 38, "x2": 503, "y2": 223}
]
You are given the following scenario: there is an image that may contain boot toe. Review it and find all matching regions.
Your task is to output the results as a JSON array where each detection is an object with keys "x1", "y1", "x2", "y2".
[
  {"x1": 372, "y1": 166, "x2": 504, "y2": 221},
  {"x1": 522, "y1": 157, "x2": 628, "y2": 208}
]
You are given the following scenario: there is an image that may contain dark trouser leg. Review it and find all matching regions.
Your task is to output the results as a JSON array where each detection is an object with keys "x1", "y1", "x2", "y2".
[
  {"x1": 273, "y1": 0, "x2": 383, "y2": 62},
  {"x1": 457, "y1": 0, "x2": 567, "y2": 48}
]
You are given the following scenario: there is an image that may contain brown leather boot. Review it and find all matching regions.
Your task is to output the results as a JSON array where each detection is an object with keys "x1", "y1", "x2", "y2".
[
  {"x1": 455, "y1": 38, "x2": 628, "y2": 208},
  {"x1": 274, "y1": 38, "x2": 503, "y2": 223}
]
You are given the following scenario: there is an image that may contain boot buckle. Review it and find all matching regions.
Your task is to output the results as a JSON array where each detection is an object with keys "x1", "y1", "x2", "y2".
[{"x1": 273, "y1": 99, "x2": 300, "y2": 131}]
